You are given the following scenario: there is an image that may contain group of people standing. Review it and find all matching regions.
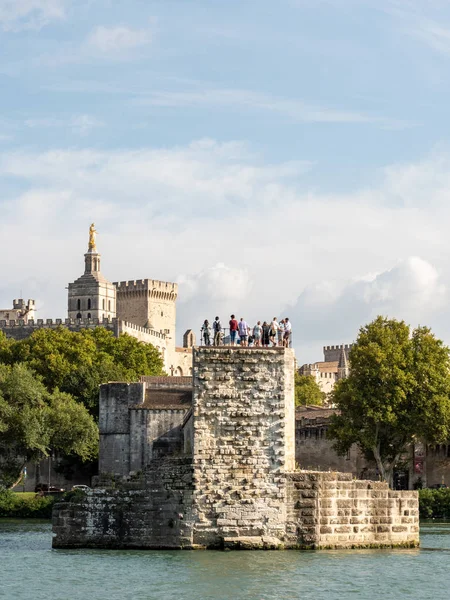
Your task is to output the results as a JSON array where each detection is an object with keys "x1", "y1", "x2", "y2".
[{"x1": 201, "y1": 315, "x2": 292, "y2": 348}]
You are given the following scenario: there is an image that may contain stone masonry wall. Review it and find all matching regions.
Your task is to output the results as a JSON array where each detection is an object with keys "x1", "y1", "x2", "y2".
[
  {"x1": 285, "y1": 472, "x2": 419, "y2": 548},
  {"x1": 191, "y1": 347, "x2": 295, "y2": 548},
  {"x1": 52, "y1": 458, "x2": 194, "y2": 549}
]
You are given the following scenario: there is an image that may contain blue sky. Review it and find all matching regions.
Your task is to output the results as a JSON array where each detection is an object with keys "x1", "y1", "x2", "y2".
[{"x1": 2, "y1": 0, "x2": 450, "y2": 360}]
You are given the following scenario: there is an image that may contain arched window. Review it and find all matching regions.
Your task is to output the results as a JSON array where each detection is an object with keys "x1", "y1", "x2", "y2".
[
  {"x1": 102, "y1": 299, "x2": 105, "y2": 310},
  {"x1": 88, "y1": 299, "x2": 91, "y2": 310},
  {"x1": 77, "y1": 299, "x2": 81, "y2": 311},
  {"x1": 87, "y1": 313, "x2": 91, "y2": 319},
  {"x1": 108, "y1": 300, "x2": 111, "y2": 312},
  {"x1": 76, "y1": 312, "x2": 82, "y2": 320}
]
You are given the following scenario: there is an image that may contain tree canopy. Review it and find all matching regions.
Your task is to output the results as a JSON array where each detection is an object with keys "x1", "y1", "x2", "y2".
[
  {"x1": 0, "y1": 327, "x2": 165, "y2": 415},
  {"x1": 0, "y1": 363, "x2": 98, "y2": 488},
  {"x1": 294, "y1": 373, "x2": 326, "y2": 406},
  {"x1": 328, "y1": 316, "x2": 450, "y2": 483}
]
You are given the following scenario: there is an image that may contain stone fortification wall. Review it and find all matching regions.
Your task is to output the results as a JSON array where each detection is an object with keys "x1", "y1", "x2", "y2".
[
  {"x1": 99, "y1": 382, "x2": 145, "y2": 477},
  {"x1": 98, "y1": 382, "x2": 188, "y2": 476},
  {"x1": 286, "y1": 472, "x2": 419, "y2": 548},
  {"x1": 323, "y1": 344, "x2": 352, "y2": 363},
  {"x1": 52, "y1": 348, "x2": 419, "y2": 550},
  {"x1": 0, "y1": 317, "x2": 118, "y2": 341},
  {"x1": 52, "y1": 458, "x2": 194, "y2": 549},
  {"x1": 191, "y1": 347, "x2": 296, "y2": 548},
  {"x1": 129, "y1": 408, "x2": 185, "y2": 469}
]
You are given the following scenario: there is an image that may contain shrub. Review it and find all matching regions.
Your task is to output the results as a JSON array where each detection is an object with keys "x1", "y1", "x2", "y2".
[
  {"x1": 418, "y1": 488, "x2": 450, "y2": 519},
  {"x1": 0, "y1": 488, "x2": 55, "y2": 519}
]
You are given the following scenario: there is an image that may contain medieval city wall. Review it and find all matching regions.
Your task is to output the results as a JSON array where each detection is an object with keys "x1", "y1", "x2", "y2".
[
  {"x1": 0, "y1": 318, "x2": 118, "y2": 341},
  {"x1": 52, "y1": 458, "x2": 194, "y2": 549},
  {"x1": 285, "y1": 472, "x2": 419, "y2": 548},
  {"x1": 295, "y1": 422, "x2": 366, "y2": 475}
]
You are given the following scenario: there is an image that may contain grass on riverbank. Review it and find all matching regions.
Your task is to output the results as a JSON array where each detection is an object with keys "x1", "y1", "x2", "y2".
[{"x1": 0, "y1": 489, "x2": 55, "y2": 519}]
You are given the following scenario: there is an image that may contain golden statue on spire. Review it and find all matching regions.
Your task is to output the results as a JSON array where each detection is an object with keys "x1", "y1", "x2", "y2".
[{"x1": 88, "y1": 223, "x2": 97, "y2": 251}]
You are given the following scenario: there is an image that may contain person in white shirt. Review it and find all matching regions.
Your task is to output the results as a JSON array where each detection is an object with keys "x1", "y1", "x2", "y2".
[
  {"x1": 283, "y1": 317, "x2": 292, "y2": 347},
  {"x1": 278, "y1": 319, "x2": 285, "y2": 346},
  {"x1": 238, "y1": 318, "x2": 250, "y2": 346}
]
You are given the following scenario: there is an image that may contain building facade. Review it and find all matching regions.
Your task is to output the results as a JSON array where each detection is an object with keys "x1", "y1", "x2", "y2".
[
  {"x1": 0, "y1": 226, "x2": 192, "y2": 376},
  {"x1": 298, "y1": 344, "x2": 352, "y2": 396}
]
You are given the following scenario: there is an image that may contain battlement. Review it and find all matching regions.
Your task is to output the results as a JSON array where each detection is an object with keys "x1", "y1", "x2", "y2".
[
  {"x1": 114, "y1": 279, "x2": 178, "y2": 299},
  {"x1": 0, "y1": 317, "x2": 118, "y2": 340},
  {"x1": 323, "y1": 344, "x2": 353, "y2": 363},
  {"x1": 13, "y1": 298, "x2": 35, "y2": 309},
  {"x1": 323, "y1": 344, "x2": 352, "y2": 351},
  {"x1": 0, "y1": 317, "x2": 117, "y2": 328},
  {"x1": 119, "y1": 321, "x2": 166, "y2": 340}
]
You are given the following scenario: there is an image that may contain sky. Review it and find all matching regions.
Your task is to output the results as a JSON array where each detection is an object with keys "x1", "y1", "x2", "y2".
[{"x1": 2, "y1": 0, "x2": 450, "y2": 363}]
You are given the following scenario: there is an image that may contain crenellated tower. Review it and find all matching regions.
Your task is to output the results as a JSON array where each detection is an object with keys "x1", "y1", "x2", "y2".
[
  {"x1": 114, "y1": 279, "x2": 177, "y2": 352},
  {"x1": 68, "y1": 224, "x2": 116, "y2": 321}
]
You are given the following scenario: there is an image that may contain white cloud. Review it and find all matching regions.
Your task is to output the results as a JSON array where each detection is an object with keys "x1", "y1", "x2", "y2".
[
  {"x1": 135, "y1": 88, "x2": 409, "y2": 128},
  {"x1": 0, "y1": 0, "x2": 66, "y2": 31},
  {"x1": 87, "y1": 25, "x2": 152, "y2": 53},
  {"x1": 177, "y1": 264, "x2": 252, "y2": 336},
  {"x1": 2, "y1": 141, "x2": 450, "y2": 359},
  {"x1": 289, "y1": 257, "x2": 447, "y2": 351},
  {"x1": 24, "y1": 114, "x2": 103, "y2": 136}
]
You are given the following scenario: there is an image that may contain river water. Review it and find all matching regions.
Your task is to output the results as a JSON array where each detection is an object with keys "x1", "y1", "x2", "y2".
[{"x1": 0, "y1": 521, "x2": 449, "y2": 600}]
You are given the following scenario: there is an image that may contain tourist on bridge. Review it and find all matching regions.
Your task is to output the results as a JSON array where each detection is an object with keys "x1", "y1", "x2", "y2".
[
  {"x1": 201, "y1": 319, "x2": 211, "y2": 346},
  {"x1": 261, "y1": 321, "x2": 271, "y2": 347},
  {"x1": 229, "y1": 314, "x2": 239, "y2": 346},
  {"x1": 270, "y1": 317, "x2": 279, "y2": 347},
  {"x1": 284, "y1": 317, "x2": 292, "y2": 347},
  {"x1": 238, "y1": 317, "x2": 250, "y2": 347},
  {"x1": 278, "y1": 319, "x2": 285, "y2": 346},
  {"x1": 253, "y1": 321, "x2": 262, "y2": 347},
  {"x1": 213, "y1": 316, "x2": 222, "y2": 345}
]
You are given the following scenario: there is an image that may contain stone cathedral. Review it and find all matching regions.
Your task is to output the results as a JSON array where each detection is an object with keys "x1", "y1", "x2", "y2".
[{"x1": 0, "y1": 225, "x2": 193, "y2": 376}]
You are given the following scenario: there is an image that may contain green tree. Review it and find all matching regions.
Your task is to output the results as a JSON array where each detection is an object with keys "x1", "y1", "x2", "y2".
[
  {"x1": 0, "y1": 363, "x2": 98, "y2": 488},
  {"x1": 294, "y1": 373, "x2": 326, "y2": 406},
  {"x1": 328, "y1": 317, "x2": 450, "y2": 484},
  {"x1": 7, "y1": 327, "x2": 164, "y2": 415}
]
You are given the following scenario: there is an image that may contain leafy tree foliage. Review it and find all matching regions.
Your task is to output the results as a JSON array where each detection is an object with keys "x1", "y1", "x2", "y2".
[
  {"x1": 328, "y1": 317, "x2": 450, "y2": 484},
  {"x1": 294, "y1": 373, "x2": 326, "y2": 406},
  {"x1": 1, "y1": 327, "x2": 164, "y2": 415},
  {"x1": 0, "y1": 363, "x2": 98, "y2": 488}
]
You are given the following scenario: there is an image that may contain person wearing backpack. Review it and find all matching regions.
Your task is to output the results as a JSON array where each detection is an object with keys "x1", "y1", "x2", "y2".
[{"x1": 213, "y1": 316, "x2": 222, "y2": 345}]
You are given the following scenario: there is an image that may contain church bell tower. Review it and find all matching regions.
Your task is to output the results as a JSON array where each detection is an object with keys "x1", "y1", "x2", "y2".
[{"x1": 67, "y1": 224, "x2": 116, "y2": 321}]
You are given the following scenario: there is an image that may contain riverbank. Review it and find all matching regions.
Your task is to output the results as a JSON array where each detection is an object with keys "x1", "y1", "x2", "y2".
[{"x1": 0, "y1": 489, "x2": 55, "y2": 518}]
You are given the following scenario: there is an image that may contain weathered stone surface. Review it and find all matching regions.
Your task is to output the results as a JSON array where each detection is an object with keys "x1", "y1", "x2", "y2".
[{"x1": 52, "y1": 348, "x2": 420, "y2": 550}]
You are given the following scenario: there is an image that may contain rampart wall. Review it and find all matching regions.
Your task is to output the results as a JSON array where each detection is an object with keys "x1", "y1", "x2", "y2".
[{"x1": 0, "y1": 317, "x2": 118, "y2": 340}]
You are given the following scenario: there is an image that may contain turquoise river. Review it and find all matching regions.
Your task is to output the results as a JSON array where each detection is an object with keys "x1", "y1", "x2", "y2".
[{"x1": 1, "y1": 521, "x2": 449, "y2": 600}]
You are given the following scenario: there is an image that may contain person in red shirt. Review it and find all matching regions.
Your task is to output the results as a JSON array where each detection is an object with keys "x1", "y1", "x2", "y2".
[{"x1": 229, "y1": 314, "x2": 239, "y2": 346}]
